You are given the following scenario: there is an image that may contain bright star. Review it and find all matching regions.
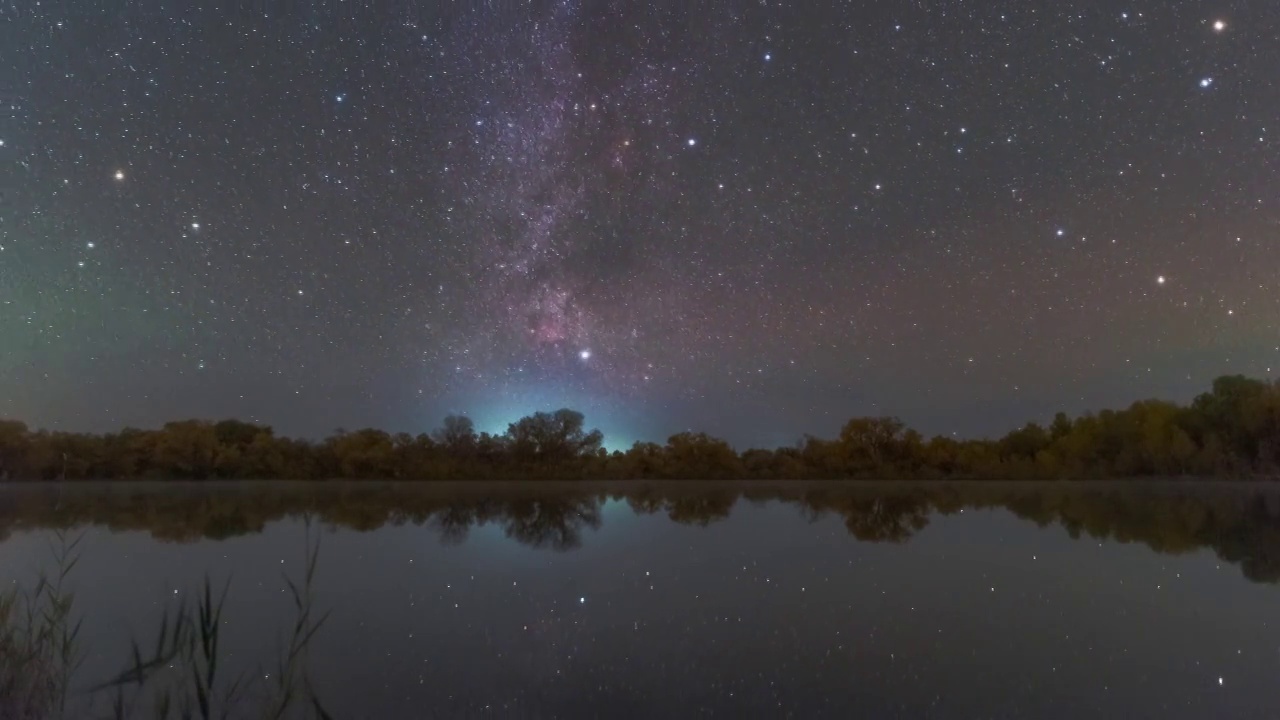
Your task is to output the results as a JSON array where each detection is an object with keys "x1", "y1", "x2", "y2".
[
  {"x1": 1056, "y1": 229, "x2": 1065, "y2": 237},
  {"x1": 1156, "y1": 275, "x2": 1166, "y2": 285},
  {"x1": 191, "y1": 222, "x2": 200, "y2": 230},
  {"x1": 1200, "y1": 77, "x2": 1214, "y2": 88},
  {"x1": 764, "y1": 53, "x2": 772, "y2": 61},
  {"x1": 114, "y1": 170, "x2": 125, "y2": 181},
  {"x1": 336, "y1": 94, "x2": 346, "y2": 102},
  {"x1": 1213, "y1": 20, "x2": 1226, "y2": 32},
  {"x1": 579, "y1": 349, "x2": 591, "y2": 360},
  {"x1": 86, "y1": 242, "x2": 95, "y2": 249},
  {"x1": 687, "y1": 138, "x2": 697, "y2": 147}
]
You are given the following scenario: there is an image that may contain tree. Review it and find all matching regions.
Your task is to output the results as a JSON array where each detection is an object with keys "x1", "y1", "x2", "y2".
[
  {"x1": 837, "y1": 417, "x2": 909, "y2": 476},
  {"x1": 153, "y1": 421, "x2": 220, "y2": 479},
  {"x1": 1188, "y1": 375, "x2": 1270, "y2": 461},
  {"x1": 0, "y1": 420, "x2": 30, "y2": 480},
  {"x1": 433, "y1": 415, "x2": 477, "y2": 455},
  {"x1": 663, "y1": 432, "x2": 741, "y2": 479},
  {"x1": 1050, "y1": 412, "x2": 1073, "y2": 442},
  {"x1": 1000, "y1": 422, "x2": 1050, "y2": 462},
  {"x1": 505, "y1": 409, "x2": 603, "y2": 463},
  {"x1": 327, "y1": 428, "x2": 396, "y2": 479},
  {"x1": 214, "y1": 419, "x2": 267, "y2": 449}
]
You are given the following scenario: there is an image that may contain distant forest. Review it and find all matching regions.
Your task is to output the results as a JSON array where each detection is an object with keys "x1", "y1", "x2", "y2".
[{"x1": 1, "y1": 375, "x2": 1278, "y2": 481}]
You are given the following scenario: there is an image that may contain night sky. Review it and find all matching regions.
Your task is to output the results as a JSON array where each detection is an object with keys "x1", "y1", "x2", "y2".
[{"x1": 1, "y1": 1, "x2": 1277, "y2": 448}]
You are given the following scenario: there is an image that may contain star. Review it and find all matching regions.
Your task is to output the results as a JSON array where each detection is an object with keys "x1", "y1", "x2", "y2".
[
  {"x1": 579, "y1": 349, "x2": 591, "y2": 360},
  {"x1": 1056, "y1": 229, "x2": 1066, "y2": 237},
  {"x1": 1212, "y1": 20, "x2": 1226, "y2": 32},
  {"x1": 1200, "y1": 77, "x2": 1214, "y2": 88},
  {"x1": 764, "y1": 53, "x2": 772, "y2": 61},
  {"x1": 113, "y1": 170, "x2": 125, "y2": 181},
  {"x1": 686, "y1": 138, "x2": 697, "y2": 147},
  {"x1": 1156, "y1": 275, "x2": 1166, "y2": 285},
  {"x1": 191, "y1": 222, "x2": 201, "y2": 230}
]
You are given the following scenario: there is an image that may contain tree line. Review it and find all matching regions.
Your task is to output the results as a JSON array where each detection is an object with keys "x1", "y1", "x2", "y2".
[{"x1": 1, "y1": 375, "x2": 1278, "y2": 481}]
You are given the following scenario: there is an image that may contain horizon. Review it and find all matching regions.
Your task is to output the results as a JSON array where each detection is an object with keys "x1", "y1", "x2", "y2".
[{"x1": 6, "y1": 373, "x2": 1276, "y2": 453}]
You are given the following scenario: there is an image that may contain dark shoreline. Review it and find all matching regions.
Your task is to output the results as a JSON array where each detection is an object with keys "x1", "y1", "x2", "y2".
[{"x1": 4, "y1": 375, "x2": 1280, "y2": 482}]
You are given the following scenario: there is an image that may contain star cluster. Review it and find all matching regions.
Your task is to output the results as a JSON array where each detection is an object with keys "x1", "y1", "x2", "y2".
[{"x1": 1, "y1": 2, "x2": 1276, "y2": 445}]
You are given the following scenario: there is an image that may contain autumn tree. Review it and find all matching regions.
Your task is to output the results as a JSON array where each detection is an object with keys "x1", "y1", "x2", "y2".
[
  {"x1": 433, "y1": 415, "x2": 477, "y2": 455},
  {"x1": 505, "y1": 409, "x2": 603, "y2": 463},
  {"x1": 0, "y1": 420, "x2": 30, "y2": 479},
  {"x1": 662, "y1": 432, "x2": 741, "y2": 479}
]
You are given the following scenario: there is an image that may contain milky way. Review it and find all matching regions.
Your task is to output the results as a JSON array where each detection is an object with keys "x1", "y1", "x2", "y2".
[
  {"x1": 439, "y1": 1, "x2": 696, "y2": 396},
  {"x1": 0, "y1": 1, "x2": 1277, "y2": 447}
]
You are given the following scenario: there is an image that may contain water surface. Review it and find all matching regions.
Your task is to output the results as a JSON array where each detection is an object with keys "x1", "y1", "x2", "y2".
[{"x1": 1, "y1": 481, "x2": 1277, "y2": 718}]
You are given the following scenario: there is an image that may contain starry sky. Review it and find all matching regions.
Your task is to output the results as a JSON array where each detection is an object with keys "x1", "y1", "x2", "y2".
[{"x1": 1, "y1": 1, "x2": 1277, "y2": 448}]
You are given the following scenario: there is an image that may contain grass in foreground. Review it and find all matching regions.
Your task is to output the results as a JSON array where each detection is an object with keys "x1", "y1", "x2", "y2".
[{"x1": 0, "y1": 520, "x2": 333, "y2": 720}]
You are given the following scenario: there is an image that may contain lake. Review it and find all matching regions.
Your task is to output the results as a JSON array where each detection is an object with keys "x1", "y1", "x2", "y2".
[{"x1": 1, "y1": 481, "x2": 1278, "y2": 719}]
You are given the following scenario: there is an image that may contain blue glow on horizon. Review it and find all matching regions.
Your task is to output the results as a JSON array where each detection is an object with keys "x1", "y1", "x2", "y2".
[{"x1": 436, "y1": 383, "x2": 643, "y2": 452}]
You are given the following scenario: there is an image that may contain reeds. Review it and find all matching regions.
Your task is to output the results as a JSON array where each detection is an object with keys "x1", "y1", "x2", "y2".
[
  {"x1": 0, "y1": 531, "x2": 85, "y2": 720},
  {"x1": 0, "y1": 518, "x2": 333, "y2": 719}
]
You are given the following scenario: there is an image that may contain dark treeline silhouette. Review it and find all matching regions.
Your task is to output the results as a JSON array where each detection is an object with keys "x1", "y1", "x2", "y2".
[
  {"x1": 1, "y1": 376, "x2": 1279, "y2": 482},
  {"x1": 0, "y1": 481, "x2": 1278, "y2": 584}
]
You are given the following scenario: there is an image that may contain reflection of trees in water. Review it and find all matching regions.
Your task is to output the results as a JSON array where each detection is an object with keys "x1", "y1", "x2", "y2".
[
  {"x1": 1215, "y1": 494, "x2": 1280, "y2": 583},
  {"x1": 499, "y1": 498, "x2": 602, "y2": 551},
  {"x1": 426, "y1": 497, "x2": 604, "y2": 550},
  {"x1": 837, "y1": 495, "x2": 931, "y2": 543},
  {"x1": 1, "y1": 482, "x2": 1279, "y2": 583},
  {"x1": 661, "y1": 492, "x2": 736, "y2": 526},
  {"x1": 431, "y1": 503, "x2": 483, "y2": 545}
]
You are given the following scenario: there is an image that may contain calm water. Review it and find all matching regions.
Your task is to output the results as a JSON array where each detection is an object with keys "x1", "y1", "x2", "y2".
[{"x1": 1, "y1": 481, "x2": 1278, "y2": 719}]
